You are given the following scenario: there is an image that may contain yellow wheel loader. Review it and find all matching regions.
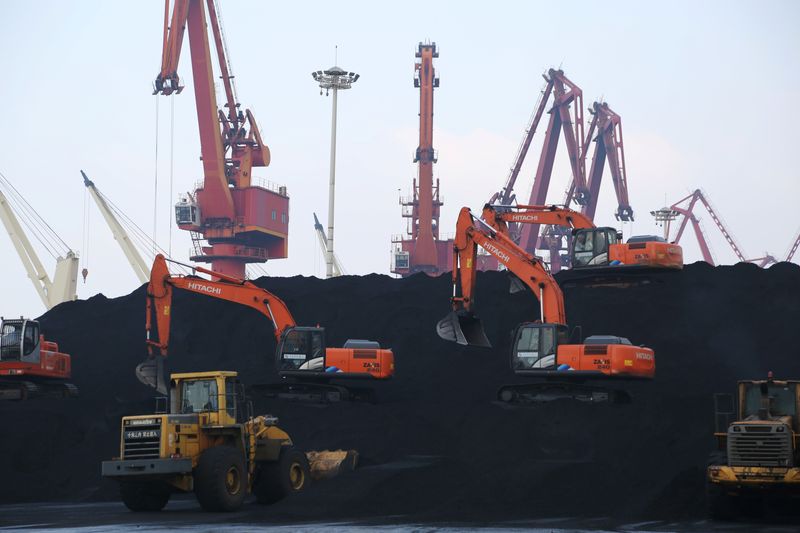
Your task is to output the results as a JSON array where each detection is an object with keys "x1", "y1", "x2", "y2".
[
  {"x1": 707, "y1": 374, "x2": 800, "y2": 519},
  {"x1": 102, "y1": 371, "x2": 352, "y2": 512}
]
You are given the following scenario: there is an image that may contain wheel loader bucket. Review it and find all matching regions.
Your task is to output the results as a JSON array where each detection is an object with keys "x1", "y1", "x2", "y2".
[
  {"x1": 306, "y1": 450, "x2": 359, "y2": 480},
  {"x1": 136, "y1": 357, "x2": 167, "y2": 395},
  {"x1": 436, "y1": 311, "x2": 492, "y2": 348}
]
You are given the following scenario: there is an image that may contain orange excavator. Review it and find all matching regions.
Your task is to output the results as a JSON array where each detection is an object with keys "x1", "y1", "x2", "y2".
[
  {"x1": 0, "y1": 318, "x2": 78, "y2": 400},
  {"x1": 482, "y1": 203, "x2": 683, "y2": 271},
  {"x1": 437, "y1": 207, "x2": 655, "y2": 403},
  {"x1": 138, "y1": 255, "x2": 394, "y2": 402}
]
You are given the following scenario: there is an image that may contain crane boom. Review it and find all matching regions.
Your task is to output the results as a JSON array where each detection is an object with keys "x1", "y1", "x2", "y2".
[
  {"x1": 314, "y1": 213, "x2": 342, "y2": 277},
  {"x1": 82, "y1": 171, "x2": 149, "y2": 284},
  {"x1": 0, "y1": 184, "x2": 78, "y2": 309}
]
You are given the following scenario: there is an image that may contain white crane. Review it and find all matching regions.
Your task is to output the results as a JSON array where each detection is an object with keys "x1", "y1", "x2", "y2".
[
  {"x1": 0, "y1": 172, "x2": 78, "y2": 310},
  {"x1": 82, "y1": 171, "x2": 149, "y2": 284},
  {"x1": 314, "y1": 212, "x2": 344, "y2": 277}
]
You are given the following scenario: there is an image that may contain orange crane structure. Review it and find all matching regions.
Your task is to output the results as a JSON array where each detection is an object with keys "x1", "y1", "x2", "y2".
[
  {"x1": 665, "y1": 189, "x2": 779, "y2": 267},
  {"x1": 488, "y1": 70, "x2": 634, "y2": 271},
  {"x1": 139, "y1": 255, "x2": 394, "y2": 401},
  {"x1": 392, "y1": 42, "x2": 453, "y2": 276},
  {"x1": 154, "y1": 0, "x2": 288, "y2": 279},
  {"x1": 437, "y1": 207, "x2": 655, "y2": 403}
]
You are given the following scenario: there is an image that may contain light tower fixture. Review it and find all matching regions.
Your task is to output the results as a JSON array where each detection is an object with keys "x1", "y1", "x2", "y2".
[
  {"x1": 650, "y1": 207, "x2": 681, "y2": 241},
  {"x1": 312, "y1": 65, "x2": 359, "y2": 278}
]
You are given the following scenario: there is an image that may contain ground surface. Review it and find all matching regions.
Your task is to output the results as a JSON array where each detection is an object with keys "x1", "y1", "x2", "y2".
[{"x1": 1, "y1": 498, "x2": 798, "y2": 532}]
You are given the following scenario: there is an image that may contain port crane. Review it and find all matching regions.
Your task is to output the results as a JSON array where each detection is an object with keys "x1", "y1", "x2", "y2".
[
  {"x1": 392, "y1": 42, "x2": 451, "y2": 276},
  {"x1": 0, "y1": 173, "x2": 78, "y2": 310},
  {"x1": 665, "y1": 189, "x2": 778, "y2": 267},
  {"x1": 488, "y1": 69, "x2": 634, "y2": 271},
  {"x1": 155, "y1": 0, "x2": 289, "y2": 278}
]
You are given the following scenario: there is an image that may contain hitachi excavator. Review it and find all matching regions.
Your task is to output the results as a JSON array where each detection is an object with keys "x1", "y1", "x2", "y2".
[
  {"x1": 437, "y1": 207, "x2": 655, "y2": 403},
  {"x1": 483, "y1": 203, "x2": 683, "y2": 270},
  {"x1": 138, "y1": 255, "x2": 394, "y2": 402},
  {"x1": 0, "y1": 318, "x2": 78, "y2": 400}
]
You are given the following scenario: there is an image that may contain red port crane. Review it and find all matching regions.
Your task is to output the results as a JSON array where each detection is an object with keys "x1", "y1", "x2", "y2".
[
  {"x1": 667, "y1": 189, "x2": 776, "y2": 267},
  {"x1": 154, "y1": 0, "x2": 289, "y2": 279},
  {"x1": 392, "y1": 42, "x2": 453, "y2": 276},
  {"x1": 488, "y1": 69, "x2": 634, "y2": 271}
]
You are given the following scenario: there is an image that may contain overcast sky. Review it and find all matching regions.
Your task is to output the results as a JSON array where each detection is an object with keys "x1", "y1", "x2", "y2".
[{"x1": 1, "y1": 0, "x2": 798, "y2": 318}]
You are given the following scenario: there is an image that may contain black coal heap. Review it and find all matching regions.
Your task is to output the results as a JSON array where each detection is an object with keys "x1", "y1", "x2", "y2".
[{"x1": 1, "y1": 262, "x2": 798, "y2": 523}]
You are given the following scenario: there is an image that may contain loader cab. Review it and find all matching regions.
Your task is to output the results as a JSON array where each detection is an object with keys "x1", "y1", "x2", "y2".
[
  {"x1": 276, "y1": 327, "x2": 326, "y2": 374},
  {"x1": 169, "y1": 371, "x2": 246, "y2": 425},
  {"x1": 738, "y1": 379, "x2": 799, "y2": 426},
  {"x1": 0, "y1": 319, "x2": 40, "y2": 363},
  {"x1": 570, "y1": 228, "x2": 620, "y2": 268},
  {"x1": 510, "y1": 323, "x2": 569, "y2": 372}
]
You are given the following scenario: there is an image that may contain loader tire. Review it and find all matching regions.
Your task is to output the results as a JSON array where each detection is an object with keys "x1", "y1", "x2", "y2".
[
  {"x1": 119, "y1": 481, "x2": 171, "y2": 512},
  {"x1": 253, "y1": 447, "x2": 310, "y2": 505},
  {"x1": 194, "y1": 445, "x2": 247, "y2": 512}
]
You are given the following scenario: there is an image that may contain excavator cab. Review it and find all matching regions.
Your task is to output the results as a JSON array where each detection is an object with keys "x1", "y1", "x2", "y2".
[
  {"x1": 510, "y1": 323, "x2": 570, "y2": 372},
  {"x1": 570, "y1": 228, "x2": 620, "y2": 268},
  {"x1": 0, "y1": 319, "x2": 40, "y2": 364},
  {"x1": 276, "y1": 327, "x2": 326, "y2": 373}
]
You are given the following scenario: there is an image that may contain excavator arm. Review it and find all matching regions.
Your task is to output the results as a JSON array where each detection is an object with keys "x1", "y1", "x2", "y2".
[
  {"x1": 437, "y1": 207, "x2": 566, "y2": 347},
  {"x1": 139, "y1": 254, "x2": 297, "y2": 392}
]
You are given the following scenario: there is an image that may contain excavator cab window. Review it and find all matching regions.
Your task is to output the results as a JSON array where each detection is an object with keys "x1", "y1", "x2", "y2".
[
  {"x1": 511, "y1": 324, "x2": 567, "y2": 370},
  {"x1": 571, "y1": 228, "x2": 619, "y2": 267},
  {"x1": 22, "y1": 322, "x2": 39, "y2": 356},
  {"x1": 0, "y1": 321, "x2": 23, "y2": 360},
  {"x1": 278, "y1": 327, "x2": 326, "y2": 372},
  {"x1": 180, "y1": 379, "x2": 218, "y2": 414}
]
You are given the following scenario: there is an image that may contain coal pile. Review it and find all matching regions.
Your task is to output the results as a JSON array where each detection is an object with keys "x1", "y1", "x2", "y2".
[{"x1": 1, "y1": 262, "x2": 799, "y2": 523}]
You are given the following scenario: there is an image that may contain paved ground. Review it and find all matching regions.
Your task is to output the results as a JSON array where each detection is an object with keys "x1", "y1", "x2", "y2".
[{"x1": 1, "y1": 499, "x2": 798, "y2": 532}]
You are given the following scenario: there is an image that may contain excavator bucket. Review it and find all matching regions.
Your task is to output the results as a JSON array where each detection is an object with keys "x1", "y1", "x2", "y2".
[
  {"x1": 436, "y1": 311, "x2": 492, "y2": 348},
  {"x1": 136, "y1": 357, "x2": 167, "y2": 395}
]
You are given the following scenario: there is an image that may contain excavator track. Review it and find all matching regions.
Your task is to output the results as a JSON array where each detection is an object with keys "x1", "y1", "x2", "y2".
[
  {"x1": 557, "y1": 265, "x2": 675, "y2": 289},
  {"x1": 0, "y1": 380, "x2": 78, "y2": 401},
  {"x1": 496, "y1": 381, "x2": 632, "y2": 405},
  {"x1": 253, "y1": 381, "x2": 375, "y2": 404}
]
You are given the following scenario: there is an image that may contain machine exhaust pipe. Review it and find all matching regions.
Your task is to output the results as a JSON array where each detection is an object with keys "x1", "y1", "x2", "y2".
[
  {"x1": 436, "y1": 311, "x2": 492, "y2": 348},
  {"x1": 136, "y1": 357, "x2": 167, "y2": 395}
]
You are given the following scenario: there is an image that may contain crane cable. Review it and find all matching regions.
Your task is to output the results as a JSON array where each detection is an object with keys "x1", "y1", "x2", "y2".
[
  {"x1": 153, "y1": 96, "x2": 160, "y2": 257},
  {"x1": 169, "y1": 94, "x2": 175, "y2": 257},
  {"x1": 0, "y1": 171, "x2": 69, "y2": 260}
]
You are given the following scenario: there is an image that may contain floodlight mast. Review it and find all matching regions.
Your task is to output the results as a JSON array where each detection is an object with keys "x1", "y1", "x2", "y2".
[{"x1": 312, "y1": 66, "x2": 359, "y2": 278}]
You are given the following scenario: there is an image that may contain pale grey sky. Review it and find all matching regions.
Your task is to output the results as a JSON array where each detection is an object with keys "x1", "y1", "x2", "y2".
[{"x1": 1, "y1": 0, "x2": 798, "y2": 318}]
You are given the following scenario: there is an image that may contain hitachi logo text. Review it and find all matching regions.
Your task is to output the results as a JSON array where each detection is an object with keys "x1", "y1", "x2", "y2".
[
  {"x1": 481, "y1": 241, "x2": 510, "y2": 263},
  {"x1": 187, "y1": 282, "x2": 222, "y2": 296},
  {"x1": 511, "y1": 214, "x2": 539, "y2": 222}
]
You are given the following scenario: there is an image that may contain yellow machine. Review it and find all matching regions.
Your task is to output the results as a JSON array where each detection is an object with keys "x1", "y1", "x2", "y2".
[
  {"x1": 102, "y1": 371, "x2": 312, "y2": 512},
  {"x1": 706, "y1": 374, "x2": 800, "y2": 519}
]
